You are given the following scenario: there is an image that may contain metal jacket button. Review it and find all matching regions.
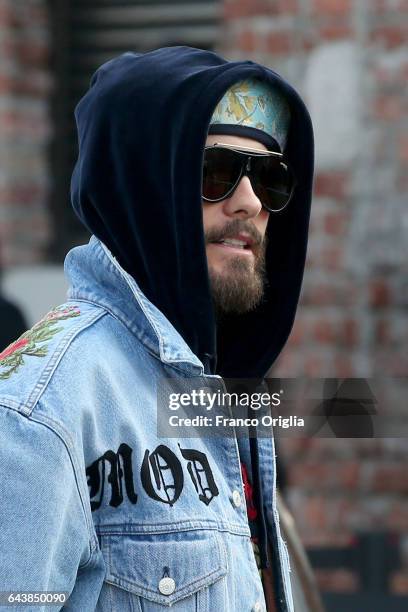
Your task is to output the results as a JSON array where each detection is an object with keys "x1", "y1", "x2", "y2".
[
  {"x1": 158, "y1": 577, "x2": 176, "y2": 595},
  {"x1": 252, "y1": 601, "x2": 264, "y2": 612},
  {"x1": 232, "y1": 489, "x2": 242, "y2": 507}
]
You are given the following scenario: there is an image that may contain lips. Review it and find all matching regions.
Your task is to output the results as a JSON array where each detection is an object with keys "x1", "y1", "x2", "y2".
[{"x1": 213, "y1": 233, "x2": 254, "y2": 250}]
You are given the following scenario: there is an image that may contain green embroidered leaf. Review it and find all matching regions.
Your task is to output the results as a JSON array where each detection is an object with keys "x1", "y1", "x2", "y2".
[
  {"x1": 3, "y1": 355, "x2": 23, "y2": 367},
  {"x1": 29, "y1": 347, "x2": 48, "y2": 357},
  {"x1": 31, "y1": 327, "x2": 61, "y2": 343},
  {"x1": 23, "y1": 346, "x2": 48, "y2": 357},
  {"x1": 0, "y1": 306, "x2": 81, "y2": 379}
]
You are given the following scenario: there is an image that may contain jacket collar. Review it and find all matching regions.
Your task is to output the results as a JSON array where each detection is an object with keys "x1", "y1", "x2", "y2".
[{"x1": 64, "y1": 236, "x2": 204, "y2": 374}]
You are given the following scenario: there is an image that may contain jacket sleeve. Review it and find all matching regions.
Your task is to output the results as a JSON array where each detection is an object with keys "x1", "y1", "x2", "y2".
[{"x1": 0, "y1": 404, "x2": 98, "y2": 611}]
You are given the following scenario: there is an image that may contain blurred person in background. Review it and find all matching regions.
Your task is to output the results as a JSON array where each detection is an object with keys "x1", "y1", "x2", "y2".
[
  {"x1": 0, "y1": 255, "x2": 27, "y2": 351},
  {"x1": 0, "y1": 47, "x2": 313, "y2": 611},
  {"x1": 0, "y1": 293, "x2": 27, "y2": 351}
]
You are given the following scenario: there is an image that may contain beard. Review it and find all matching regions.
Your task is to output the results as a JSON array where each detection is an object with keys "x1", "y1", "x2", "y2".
[{"x1": 205, "y1": 219, "x2": 268, "y2": 316}]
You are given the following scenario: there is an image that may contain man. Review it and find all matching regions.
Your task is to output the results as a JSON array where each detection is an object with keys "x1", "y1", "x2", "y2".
[{"x1": 0, "y1": 47, "x2": 313, "y2": 611}]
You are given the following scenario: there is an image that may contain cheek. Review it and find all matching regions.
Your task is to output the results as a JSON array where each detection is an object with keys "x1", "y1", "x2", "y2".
[
  {"x1": 202, "y1": 203, "x2": 219, "y2": 233},
  {"x1": 257, "y1": 211, "x2": 270, "y2": 237}
]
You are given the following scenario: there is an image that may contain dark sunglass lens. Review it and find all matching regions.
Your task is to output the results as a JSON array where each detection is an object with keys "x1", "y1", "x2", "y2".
[
  {"x1": 252, "y1": 156, "x2": 294, "y2": 211},
  {"x1": 202, "y1": 149, "x2": 241, "y2": 200}
]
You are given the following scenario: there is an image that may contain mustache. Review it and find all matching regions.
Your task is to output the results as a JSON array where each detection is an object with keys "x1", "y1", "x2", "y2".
[{"x1": 204, "y1": 219, "x2": 264, "y2": 248}]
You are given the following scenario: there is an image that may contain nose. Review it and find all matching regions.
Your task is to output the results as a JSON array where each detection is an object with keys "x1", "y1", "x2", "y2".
[{"x1": 221, "y1": 175, "x2": 263, "y2": 219}]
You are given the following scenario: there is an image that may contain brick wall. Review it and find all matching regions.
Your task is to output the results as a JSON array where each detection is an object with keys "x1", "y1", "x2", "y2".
[
  {"x1": 0, "y1": 0, "x2": 51, "y2": 267},
  {"x1": 0, "y1": 0, "x2": 406, "y2": 599},
  {"x1": 218, "y1": 0, "x2": 408, "y2": 597}
]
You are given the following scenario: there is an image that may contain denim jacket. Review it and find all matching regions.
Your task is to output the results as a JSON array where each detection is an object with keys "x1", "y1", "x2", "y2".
[{"x1": 0, "y1": 236, "x2": 293, "y2": 612}]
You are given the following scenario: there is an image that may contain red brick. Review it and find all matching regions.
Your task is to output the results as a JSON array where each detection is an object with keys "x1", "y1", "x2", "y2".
[
  {"x1": 342, "y1": 319, "x2": 360, "y2": 346},
  {"x1": 321, "y1": 245, "x2": 343, "y2": 271},
  {"x1": 224, "y1": 0, "x2": 271, "y2": 19},
  {"x1": 373, "y1": 351, "x2": 408, "y2": 376},
  {"x1": 0, "y1": 3, "x2": 15, "y2": 25},
  {"x1": 0, "y1": 38, "x2": 19, "y2": 60},
  {"x1": 20, "y1": 78, "x2": 50, "y2": 97},
  {"x1": 307, "y1": 243, "x2": 345, "y2": 273},
  {"x1": 370, "y1": 25, "x2": 407, "y2": 50},
  {"x1": 373, "y1": 93, "x2": 405, "y2": 120},
  {"x1": 301, "y1": 33, "x2": 317, "y2": 52},
  {"x1": 374, "y1": 318, "x2": 390, "y2": 343},
  {"x1": 313, "y1": 0, "x2": 351, "y2": 15},
  {"x1": 341, "y1": 319, "x2": 359, "y2": 346},
  {"x1": 301, "y1": 282, "x2": 358, "y2": 307},
  {"x1": 271, "y1": 349, "x2": 300, "y2": 376},
  {"x1": 0, "y1": 73, "x2": 14, "y2": 93},
  {"x1": 1, "y1": 38, "x2": 49, "y2": 67},
  {"x1": 302, "y1": 283, "x2": 337, "y2": 306},
  {"x1": 237, "y1": 29, "x2": 257, "y2": 53},
  {"x1": 373, "y1": 60, "x2": 407, "y2": 86},
  {"x1": 25, "y1": 4, "x2": 49, "y2": 26},
  {"x1": 323, "y1": 210, "x2": 348, "y2": 236},
  {"x1": 275, "y1": 0, "x2": 299, "y2": 14},
  {"x1": 287, "y1": 319, "x2": 307, "y2": 346},
  {"x1": 397, "y1": 167, "x2": 408, "y2": 193},
  {"x1": 371, "y1": 464, "x2": 408, "y2": 493},
  {"x1": 399, "y1": 134, "x2": 408, "y2": 164},
  {"x1": 313, "y1": 319, "x2": 336, "y2": 343},
  {"x1": 225, "y1": 0, "x2": 299, "y2": 17},
  {"x1": 304, "y1": 354, "x2": 329, "y2": 376},
  {"x1": 0, "y1": 185, "x2": 46, "y2": 205},
  {"x1": 264, "y1": 31, "x2": 294, "y2": 54},
  {"x1": 289, "y1": 461, "x2": 360, "y2": 491},
  {"x1": 304, "y1": 496, "x2": 327, "y2": 529},
  {"x1": 0, "y1": 110, "x2": 49, "y2": 139},
  {"x1": 388, "y1": 502, "x2": 408, "y2": 531},
  {"x1": 19, "y1": 42, "x2": 49, "y2": 66},
  {"x1": 369, "y1": 0, "x2": 387, "y2": 11},
  {"x1": 390, "y1": 571, "x2": 408, "y2": 596},
  {"x1": 289, "y1": 462, "x2": 329, "y2": 488},
  {"x1": 369, "y1": 279, "x2": 391, "y2": 307},
  {"x1": 333, "y1": 353, "x2": 354, "y2": 377},
  {"x1": 315, "y1": 568, "x2": 359, "y2": 593},
  {"x1": 314, "y1": 171, "x2": 350, "y2": 200},
  {"x1": 279, "y1": 438, "x2": 313, "y2": 458},
  {"x1": 320, "y1": 22, "x2": 353, "y2": 41},
  {"x1": 370, "y1": 0, "x2": 408, "y2": 11},
  {"x1": 0, "y1": 73, "x2": 50, "y2": 97},
  {"x1": 301, "y1": 531, "x2": 354, "y2": 548},
  {"x1": 339, "y1": 462, "x2": 360, "y2": 489}
]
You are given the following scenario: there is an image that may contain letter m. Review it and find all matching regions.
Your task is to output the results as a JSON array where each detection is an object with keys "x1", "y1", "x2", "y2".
[{"x1": 86, "y1": 443, "x2": 138, "y2": 511}]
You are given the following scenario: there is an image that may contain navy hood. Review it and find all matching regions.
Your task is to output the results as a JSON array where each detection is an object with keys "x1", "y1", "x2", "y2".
[{"x1": 71, "y1": 46, "x2": 314, "y2": 378}]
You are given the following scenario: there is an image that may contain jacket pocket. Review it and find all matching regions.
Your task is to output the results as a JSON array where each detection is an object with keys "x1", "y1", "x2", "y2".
[{"x1": 99, "y1": 529, "x2": 228, "y2": 610}]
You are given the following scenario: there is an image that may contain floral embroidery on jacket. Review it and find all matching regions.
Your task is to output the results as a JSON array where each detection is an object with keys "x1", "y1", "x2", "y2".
[{"x1": 0, "y1": 305, "x2": 80, "y2": 380}]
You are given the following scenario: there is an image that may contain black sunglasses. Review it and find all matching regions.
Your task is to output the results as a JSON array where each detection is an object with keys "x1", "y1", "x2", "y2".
[{"x1": 202, "y1": 143, "x2": 297, "y2": 213}]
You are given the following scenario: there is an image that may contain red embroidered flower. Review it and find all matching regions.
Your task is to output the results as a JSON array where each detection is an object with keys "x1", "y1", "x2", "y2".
[{"x1": 0, "y1": 337, "x2": 29, "y2": 361}]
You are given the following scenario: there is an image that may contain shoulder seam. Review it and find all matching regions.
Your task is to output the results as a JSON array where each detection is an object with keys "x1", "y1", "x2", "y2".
[{"x1": 24, "y1": 308, "x2": 107, "y2": 414}]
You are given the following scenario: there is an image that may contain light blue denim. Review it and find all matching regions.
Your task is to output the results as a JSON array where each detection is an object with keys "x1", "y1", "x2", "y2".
[{"x1": 0, "y1": 236, "x2": 293, "y2": 612}]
